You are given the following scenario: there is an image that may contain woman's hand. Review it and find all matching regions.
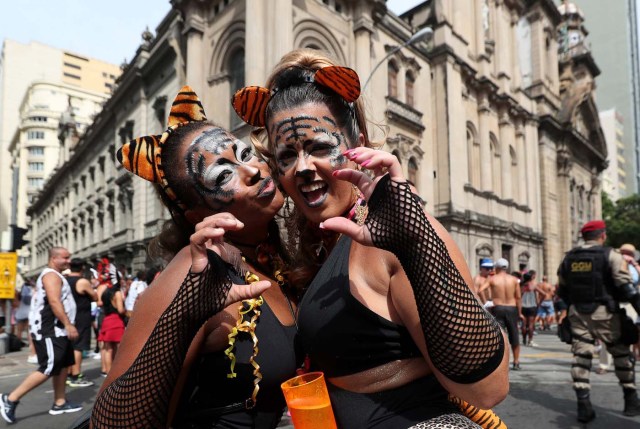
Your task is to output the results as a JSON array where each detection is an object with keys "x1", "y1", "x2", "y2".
[
  {"x1": 189, "y1": 213, "x2": 271, "y2": 305},
  {"x1": 190, "y1": 213, "x2": 244, "y2": 273},
  {"x1": 320, "y1": 148, "x2": 406, "y2": 244}
]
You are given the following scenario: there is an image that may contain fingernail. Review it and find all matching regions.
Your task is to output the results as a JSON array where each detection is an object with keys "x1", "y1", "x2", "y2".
[
  {"x1": 343, "y1": 149, "x2": 353, "y2": 156},
  {"x1": 319, "y1": 222, "x2": 325, "y2": 229},
  {"x1": 332, "y1": 171, "x2": 339, "y2": 176},
  {"x1": 361, "y1": 160, "x2": 371, "y2": 167}
]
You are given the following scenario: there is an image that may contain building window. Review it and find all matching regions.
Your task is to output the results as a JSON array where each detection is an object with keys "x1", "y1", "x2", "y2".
[
  {"x1": 405, "y1": 72, "x2": 415, "y2": 107},
  {"x1": 29, "y1": 162, "x2": 44, "y2": 171},
  {"x1": 510, "y1": 145, "x2": 518, "y2": 201},
  {"x1": 28, "y1": 178, "x2": 44, "y2": 188},
  {"x1": 392, "y1": 150, "x2": 402, "y2": 165},
  {"x1": 408, "y1": 157, "x2": 418, "y2": 186},
  {"x1": 64, "y1": 72, "x2": 81, "y2": 80},
  {"x1": 229, "y1": 48, "x2": 245, "y2": 128},
  {"x1": 467, "y1": 123, "x2": 480, "y2": 187},
  {"x1": 29, "y1": 146, "x2": 44, "y2": 156},
  {"x1": 27, "y1": 131, "x2": 45, "y2": 140},
  {"x1": 490, "y1": 133, "x2": 501, "y2": 195},
  {"x1": 29, "y1": 116, "x2": 47, "y2": 122},
  {"x1": 388, "y1": 62, "x2": 399, "y2": 98},
  {"x1": 64, "y1": 62, "x2": 81, "y2": 70}
]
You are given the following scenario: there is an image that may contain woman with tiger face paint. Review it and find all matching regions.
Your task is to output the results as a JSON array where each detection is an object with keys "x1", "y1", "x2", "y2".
[
  {"x1": 90, "y1": 87, "x2": 300, "y2": 429},
  {"x1": 234, "y1": 49, "x2": 509, "y2": 429}
]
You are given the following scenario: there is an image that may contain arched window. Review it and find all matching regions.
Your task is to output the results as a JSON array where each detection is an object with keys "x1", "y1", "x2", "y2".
[
  {"x1": 467, "y1": 122, "x2": 480, "y2": 187},
  {"x1": 489, "y1": 133, "x2": 501, "y2": 195},
  {"x1": 392, "y1": 150, "x2": 402, "y2": 165},
  {"x1": 408, "y1": 157, "x2": 418, "y2": 187},
  {"x1": 405, "y1": 71, "x2": 415, "y2": 107},
  {"x1": 228, "y1": 48, "x2": 245, "y2": 128},
  {"x1": 509, "y1": 145, "x2": 518, "y2": 201},
  {"x1": 388, "y1": 61, "x2": 399, "y2": 98}
]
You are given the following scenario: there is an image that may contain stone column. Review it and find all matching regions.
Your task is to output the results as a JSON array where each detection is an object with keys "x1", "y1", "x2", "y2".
[
  {"x1": 510, "y1": 10, "x2": 521, "y2": 90},
  {"x1": 499, "y1": 107, "x2": 512, "y2": 200},
  {"x1": 515, "y1": 119, "x2": 527, "y2": 205},
  {"x1": 246, "y1": 0, "x2": 267, "y2": 86},
  {"x1": 478, "y1": 92, "x2": 492, "y2": 191},
  {"x1": 266, "y1": 0, "x2": 293, "y2": 73},
  {"x1": 183, "y1": 13, "x2": 205, "y2": 94},
  {"x1": 354, "y1": 16, "x2": 373, "y2": 82}
]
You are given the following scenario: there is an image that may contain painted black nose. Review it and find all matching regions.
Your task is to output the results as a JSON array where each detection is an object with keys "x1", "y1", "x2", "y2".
[{"x1": 295, "y1": 168, "x2": 314, "y2": 180}]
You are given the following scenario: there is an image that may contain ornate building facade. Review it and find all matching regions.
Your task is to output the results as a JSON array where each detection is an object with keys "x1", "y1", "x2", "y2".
[{"x1": 25, "y1": 0, "x2": 606, "y2": 282}]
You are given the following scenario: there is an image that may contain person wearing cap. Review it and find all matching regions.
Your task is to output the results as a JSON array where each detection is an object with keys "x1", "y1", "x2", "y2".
[
  {"x1": 557, "y1": 220, "x2": 640, "y2": 422},
  {"x1": 620, "y1": 244, "x2": 639, "y2": 289},
  {"x1": 487, "y1": 258, "x2": 523, "y2": 370},
  {"x1": 619, "y1": 243, "x2": 640, "y2": 361},
  {"x1": 474, "y1": 258, "x2": 494, "y2": 304}
]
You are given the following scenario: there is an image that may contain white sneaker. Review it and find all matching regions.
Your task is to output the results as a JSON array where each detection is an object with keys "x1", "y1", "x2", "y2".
[
  {"x1": 92, "y1": 354, "x2": 102, "y2": 360},
  {"x1": 27, "y1": 355, "x2": 38, "y2": 364}
]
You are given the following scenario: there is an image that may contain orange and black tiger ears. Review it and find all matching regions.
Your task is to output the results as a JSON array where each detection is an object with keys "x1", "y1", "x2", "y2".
[
  {"x1": 117, "y1": 85, "x2": 208, "y2": 185},
  {"x1": 232, "y1": 66, "x2": 361, "y2": 127},
  {"x1": 117, "y1": 134, "x2": 163, "y2": 183},
  {"x1": 167, "y1": 85, "x2": 208, "y2": 127},
  {"x1": 313, "y1": 66, "x2": 360, "y2": 103}
]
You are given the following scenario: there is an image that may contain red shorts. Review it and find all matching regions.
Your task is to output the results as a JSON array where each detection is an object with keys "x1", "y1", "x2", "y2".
[{"x1": 98, "y1": 313, "x2": 125, "y2": 343}]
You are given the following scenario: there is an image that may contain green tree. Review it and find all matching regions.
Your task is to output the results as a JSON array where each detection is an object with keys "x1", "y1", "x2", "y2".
[{"x1": 602, "y1": 192, "x2": 640, "y2": 248}]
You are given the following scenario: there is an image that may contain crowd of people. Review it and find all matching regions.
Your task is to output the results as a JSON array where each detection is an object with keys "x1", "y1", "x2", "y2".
[
  {"x1": 0, "y1": 251, "x2": 153, "y2": 424},
  {"x1": 0, "y1": 47, "x2": 638, "y2": 428}
]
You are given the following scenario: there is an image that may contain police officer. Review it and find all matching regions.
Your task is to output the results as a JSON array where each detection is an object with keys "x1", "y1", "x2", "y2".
[{"x1": 558, "y1": 220, "x2": 640, "y2": 423}]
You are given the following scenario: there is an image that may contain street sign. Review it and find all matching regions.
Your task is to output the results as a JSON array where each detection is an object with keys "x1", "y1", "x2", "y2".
[{"x1": 0, "y1": 253, "x2": 17, "y2": 299}]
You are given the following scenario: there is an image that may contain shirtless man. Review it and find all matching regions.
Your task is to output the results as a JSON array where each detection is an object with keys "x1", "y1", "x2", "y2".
[
  {"x1": 474, "y1": 258, "x2": 494, "y2": 303},
  {"x1": 536, "y1": 275, "x2": 556, "y2": 330},
  {"x1": 488, "y1": 258, "x2": 523, "y2": 370}
]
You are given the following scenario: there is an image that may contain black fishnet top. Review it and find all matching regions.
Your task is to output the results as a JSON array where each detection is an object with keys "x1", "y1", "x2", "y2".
[
  {"x1": 365, "y1": 175, "x2": 504, "y2": 383},
  {"x1": 91, "y1": 251, "x2": 232, "y2": 428}
]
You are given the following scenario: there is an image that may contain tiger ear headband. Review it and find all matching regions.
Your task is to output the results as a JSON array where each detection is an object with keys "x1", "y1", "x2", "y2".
[
  {"x1": 232, "y1": 65, "x2": 361, "y2": 128},
  {"x1": 116, "y1": 85, "x2": 207, "y2": 213}
]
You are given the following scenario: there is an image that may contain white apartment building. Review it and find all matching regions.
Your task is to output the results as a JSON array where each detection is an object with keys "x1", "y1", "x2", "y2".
[
  {"x1": 0, "y1": 39, "x2": 120, "y2": 249},
  {"x1": 600, "y1": 109, "x2": 626, "y2": 201},
  {"x1": 8, "y1": 81, "x2": 110, "y2": 228}
]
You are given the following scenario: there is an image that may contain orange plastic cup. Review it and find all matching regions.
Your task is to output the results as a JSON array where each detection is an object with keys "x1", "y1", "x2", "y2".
[{"x1": 281, "y1": 372, "x2": 337, "y2": 429}]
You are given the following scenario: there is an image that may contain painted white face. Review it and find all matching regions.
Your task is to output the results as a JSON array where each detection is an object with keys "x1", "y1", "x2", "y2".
[
  {"x1": 267, "y1": 103, "x2": 357, "y2": 224},
  {"x1": 179, "y1": 125, "x2": 284, "y2": 222}
]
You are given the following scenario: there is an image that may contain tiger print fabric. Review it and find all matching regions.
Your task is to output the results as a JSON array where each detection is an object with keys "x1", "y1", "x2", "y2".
[
  {"x1": 116, "y1": 85, "x2": 208, "y2": 211},
  {"x1": 232, "y1": 86, "x2": 270, "y2": 128},
  {"x1": 232, "y1": 65, "x2": 361, "y2": 127},
  {"x1": 448, "y1": 395, "x2": 508, "y2": 428}
]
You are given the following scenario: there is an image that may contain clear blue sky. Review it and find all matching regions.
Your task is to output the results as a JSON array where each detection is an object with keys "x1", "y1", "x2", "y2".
[{"x1": 1, "y1": 0, "x2": 423, "y2": 66}]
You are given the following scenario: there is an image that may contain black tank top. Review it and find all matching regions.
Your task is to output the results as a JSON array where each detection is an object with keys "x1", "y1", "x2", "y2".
[
  {"x1": 297, "y1": 236, "x2": 421, "y2": 377},
  {"x1": 101, "y1": 287, "x2": 119, "y2": 315},
  {"x1": 68, "y1": 276, "x2": 92, "y2": 314},
  {"x1": 174, "y1": 268, "x2": 299, "y2": 429}
]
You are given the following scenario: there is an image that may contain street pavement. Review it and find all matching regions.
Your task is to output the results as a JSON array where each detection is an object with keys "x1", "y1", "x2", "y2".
[
  {"x1": 493, "y1": 328, "x2": 640, "y2": 428},
  {"x1": 0, "y1": 329, "x2": 638, "y2": 428}
]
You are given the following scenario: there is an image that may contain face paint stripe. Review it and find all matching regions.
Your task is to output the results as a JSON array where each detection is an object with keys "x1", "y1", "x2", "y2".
[{"x1": 322, "y1": 116, "x2": 336, "y2": 126}]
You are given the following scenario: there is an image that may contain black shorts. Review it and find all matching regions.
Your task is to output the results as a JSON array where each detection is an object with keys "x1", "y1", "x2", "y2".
[
  {"x1": 33, "y1": 336, "x2": 75, "y2": 376},
  {"x1": 72, "y1": 324, "x2": 92, "y2": 352},
  {"x1": 554, "y1": 299, "x2": 568, "y2": 312},
  {"x1": 522, "y1": 307, "x2": 537, "y2": 318},
  {"x1": 493, "y1": 305, "x2": 520, "y2": 346}
]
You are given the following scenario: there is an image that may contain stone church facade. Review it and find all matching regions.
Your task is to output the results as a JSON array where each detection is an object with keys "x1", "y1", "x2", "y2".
[{"x1": 25, "y1": 0, "x2": 606, "y2": 282}]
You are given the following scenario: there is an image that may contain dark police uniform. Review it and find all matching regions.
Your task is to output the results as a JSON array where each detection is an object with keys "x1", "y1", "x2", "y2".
[{"x1": 557, "y1": 224, "x2": 640, "y2": 422}]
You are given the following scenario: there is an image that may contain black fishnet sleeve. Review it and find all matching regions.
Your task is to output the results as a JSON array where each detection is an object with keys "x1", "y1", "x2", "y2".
[
  {"x1": 91, "y1": 250, "x2": 232, "y2": 428},
  {"x1": 366, "y1": 175, "x2": 504, "y2": 384}
]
